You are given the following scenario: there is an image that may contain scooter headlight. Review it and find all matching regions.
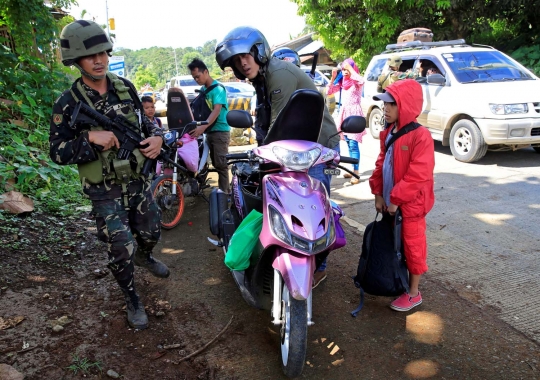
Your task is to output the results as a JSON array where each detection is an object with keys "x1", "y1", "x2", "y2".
[
  {"x1": 272, "y1": 146, "x2": 321, "y2": 170},
  {"x1": 269, "y1": 205, "x2": 335, "y2": 254},
  {"x1": 269, "y1": 205, "x2": 292, "y2": 245}
]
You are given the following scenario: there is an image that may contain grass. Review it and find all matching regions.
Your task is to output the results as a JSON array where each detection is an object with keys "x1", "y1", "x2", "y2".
[{"x1": 66, "y1": 354, "x2": 102, "y2": 375}]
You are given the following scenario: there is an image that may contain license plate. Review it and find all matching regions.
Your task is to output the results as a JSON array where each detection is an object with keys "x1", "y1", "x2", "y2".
[{"x1": 323, "y1": 168, "x2": 340, "y2": 176}]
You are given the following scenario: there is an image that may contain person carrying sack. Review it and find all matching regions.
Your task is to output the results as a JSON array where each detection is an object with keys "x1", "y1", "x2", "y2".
[{"x1": 369, "y1": 79, "x2": 435, "y2": 312}]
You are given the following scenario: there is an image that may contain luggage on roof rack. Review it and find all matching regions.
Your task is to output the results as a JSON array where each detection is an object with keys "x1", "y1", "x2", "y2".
[
  {"x1": 385, "y1": 39, "x2": 467, "y2": 52},
  {"x1": 398, "y1": 27, "x2": 433, "y2": 43}
]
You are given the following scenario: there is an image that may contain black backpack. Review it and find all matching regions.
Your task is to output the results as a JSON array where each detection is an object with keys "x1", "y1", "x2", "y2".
[
  {"x1": 190, "y1": 83, "x2": 226, "y2": 131},
  {"x1": 351, "y1": 211, "x2": 409, "y2": 317}
]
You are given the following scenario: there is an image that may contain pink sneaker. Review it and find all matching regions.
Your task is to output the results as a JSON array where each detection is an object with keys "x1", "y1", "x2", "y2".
[{"x1": 390, "y1": 292, "x2": 422, "y2": 311}]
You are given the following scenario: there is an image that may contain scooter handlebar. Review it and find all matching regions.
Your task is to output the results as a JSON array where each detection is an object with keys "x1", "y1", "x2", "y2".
[
  {"x1": 339, "y1": 156, "x2": 359, "y2": 164},
  {"x1": 226, "y1": 152, "x2": 249, "y2": 160}
]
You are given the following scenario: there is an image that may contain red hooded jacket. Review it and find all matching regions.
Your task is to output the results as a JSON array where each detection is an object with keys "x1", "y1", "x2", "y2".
[{"x1": 369, "y1": 80, "x2": 435, "y2": 220}]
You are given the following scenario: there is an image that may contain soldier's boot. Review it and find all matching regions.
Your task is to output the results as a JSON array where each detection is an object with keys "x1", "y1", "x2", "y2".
[
  {"x1": 123, "y1": 291, "x2": 148, "y2": 330},
  {"x1": 134, "y1": 250, "x2": 170, "y2": 278}
]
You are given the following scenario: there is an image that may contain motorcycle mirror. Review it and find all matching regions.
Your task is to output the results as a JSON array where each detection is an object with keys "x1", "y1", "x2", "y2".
[
  {"x1": 341, "y1": 116, "x2": 367, "y2": 134},
  {"x1": 226, "y1": 110, "x2": 253, "y2": 129}
]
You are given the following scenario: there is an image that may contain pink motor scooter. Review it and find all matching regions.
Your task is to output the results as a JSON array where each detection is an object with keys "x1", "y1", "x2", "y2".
[{"x1": 209, "y1": 89, "x2": 365, "y2": 378}]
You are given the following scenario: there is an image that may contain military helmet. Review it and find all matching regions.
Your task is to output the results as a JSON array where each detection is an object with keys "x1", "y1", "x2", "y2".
[
  {"x1": 388, "y1": 54, "x2": 403, "y2": 68},
  {"x1": 60, "y1": 20, "x2": 113, "y2": 66},
  {"x1": 271, "y1": 47, "x2": 301, "y2": 67},
  {"x1": 215, "y1": 26, "x2": 271, "y2": 80}
]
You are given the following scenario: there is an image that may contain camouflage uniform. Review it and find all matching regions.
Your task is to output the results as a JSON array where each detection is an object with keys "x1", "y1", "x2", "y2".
[
  {"x1": 50, "y1": 76, "x2": 163, "y2": 294},
  {"x1": 377, "y1": 54, "x2": 419, "y2": 93}
]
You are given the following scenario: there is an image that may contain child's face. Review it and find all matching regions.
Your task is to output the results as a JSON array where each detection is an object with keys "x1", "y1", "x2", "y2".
[
  {"x1": 143, "y1": 101, "x2": 155, "y2": 118},
  {"x1": 384, "y1": 102, "x2": 398, "y2": 124}
]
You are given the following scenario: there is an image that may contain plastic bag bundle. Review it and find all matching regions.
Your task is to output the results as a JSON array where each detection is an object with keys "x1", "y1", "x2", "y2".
[
  {"x1": 177, "y1": 133, "x2": 199, "y2": 173},
  {"x1": 224, "y1": 210, "x2": 263, "y2": 271}
]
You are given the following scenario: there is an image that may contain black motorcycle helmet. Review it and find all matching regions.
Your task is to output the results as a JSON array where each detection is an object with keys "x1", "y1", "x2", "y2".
[
  {"x1": 271, "y1": 47, "x2": 300, "y2": 67},
  {"x1": 215, "y1": 26, "x2": 271, "y2": 80}
]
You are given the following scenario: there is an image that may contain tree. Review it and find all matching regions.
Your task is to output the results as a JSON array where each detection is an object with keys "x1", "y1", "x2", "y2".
[
  {"x1": 181, "y1": 51, "x2": 203, "y2": 71},
  {"x1": 133, "y1": 66, "x2": 158, "y2": 90},
  {"x1": 292, "y1": 0, "x2": 540, "y2": 69}
]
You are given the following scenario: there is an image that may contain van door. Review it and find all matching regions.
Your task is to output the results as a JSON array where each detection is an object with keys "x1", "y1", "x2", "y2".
[{"x1": 417, "y1": 55, "x2": 449, "y2": 139}]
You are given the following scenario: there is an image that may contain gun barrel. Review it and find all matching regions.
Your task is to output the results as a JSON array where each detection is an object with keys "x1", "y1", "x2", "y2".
[{"x1": 77, "y1": 102, "x2": 113, "y2": 128}]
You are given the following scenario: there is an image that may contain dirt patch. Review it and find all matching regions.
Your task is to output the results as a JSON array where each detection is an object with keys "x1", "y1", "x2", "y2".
[
  {"x1": 1, "y1": 203, "x2": 540, "y2": 379},
  {"x1": 0, "y1": 211, "x2": 223, "y2": 379}
]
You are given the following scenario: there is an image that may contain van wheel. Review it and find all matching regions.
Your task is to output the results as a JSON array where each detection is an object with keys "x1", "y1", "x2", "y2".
[
  {"x1": 369, "y1": 108, "x2": 384, "y2": 139},
  {"x1": 533, "y1": 147, "x2": 540, "y2": 154},
  {"x1": 449, "y1": 119, "x2": 488, "y2": 163}
]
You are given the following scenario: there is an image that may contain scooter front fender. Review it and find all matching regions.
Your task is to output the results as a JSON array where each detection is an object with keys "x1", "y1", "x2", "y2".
[{"x1": 273, "y1": 249, "x2": 314, "y2": 301}]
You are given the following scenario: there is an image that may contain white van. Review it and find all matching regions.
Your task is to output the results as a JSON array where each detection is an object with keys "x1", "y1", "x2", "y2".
[
  {"x1": 165, "y1": 75, "x2": 200, "y2": 105},
  {"x1": 361, "y1": 39, "x2": 540, "y2": 162}
]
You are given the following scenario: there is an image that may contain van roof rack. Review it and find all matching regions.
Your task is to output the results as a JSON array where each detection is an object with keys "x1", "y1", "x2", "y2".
[{"x1": 384, "y1": 39, "x2": 468, "y2": 53}]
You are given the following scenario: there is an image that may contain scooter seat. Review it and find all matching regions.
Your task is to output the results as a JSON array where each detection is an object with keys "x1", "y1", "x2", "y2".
[{"x1": 264, "y1": 89, "x2": 324, "y2": 145}]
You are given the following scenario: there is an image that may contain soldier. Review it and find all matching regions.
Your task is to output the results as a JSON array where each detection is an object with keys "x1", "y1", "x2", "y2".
[
  {"x1": 49, "y1": 20, "x2": 170, "y2": 330},
  {"x1": 377, "y1": 54, "x2": 419, "y2": 92}
]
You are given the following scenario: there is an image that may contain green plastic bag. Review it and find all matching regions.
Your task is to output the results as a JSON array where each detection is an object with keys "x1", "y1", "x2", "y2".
[{"x1": 224, "y1": 209, "x2": 263, "y2": 271}]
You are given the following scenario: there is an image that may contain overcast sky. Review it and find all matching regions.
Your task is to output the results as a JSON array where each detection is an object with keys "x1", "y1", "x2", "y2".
[{"x1": 66, "y1": 0, "x2": 306, "y2": 50}]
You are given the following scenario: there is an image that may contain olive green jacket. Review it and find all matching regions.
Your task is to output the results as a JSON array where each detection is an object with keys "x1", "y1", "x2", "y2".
[{"x1": 263, "y1": 58, "x2": 340, "y2": 148}]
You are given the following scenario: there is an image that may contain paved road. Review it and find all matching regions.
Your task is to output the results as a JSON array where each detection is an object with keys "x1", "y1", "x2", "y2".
[{"x1": 333, "y1": 134, "x2": 540, "y2": 343}]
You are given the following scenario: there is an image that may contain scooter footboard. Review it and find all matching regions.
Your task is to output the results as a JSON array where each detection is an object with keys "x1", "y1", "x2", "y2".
[{"x1": 272, "y1": 249, "x2": 315, "y2": 301}]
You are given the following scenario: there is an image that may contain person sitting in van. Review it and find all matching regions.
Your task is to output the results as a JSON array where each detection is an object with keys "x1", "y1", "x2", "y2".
[{"x1": 377, "y1": 54, "x2": 419, "y2": 92}]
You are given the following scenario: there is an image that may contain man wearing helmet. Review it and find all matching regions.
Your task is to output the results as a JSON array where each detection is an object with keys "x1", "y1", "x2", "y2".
[
  {"x1": 49, "y1": 20, "x2": 170, "y2": 330},
  {"x1": 215, "y1": 26, "x2": 340, "y2": 189},
  {"x1": 216, "y1": 26, "x2": 341, "y2": 287},
  {"x1": 271, "y1": 47, "x2": 301, "y2": 67}
]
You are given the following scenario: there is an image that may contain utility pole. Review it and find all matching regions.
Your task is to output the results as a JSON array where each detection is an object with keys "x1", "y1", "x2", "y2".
[
  {"x1": 105, "y1": 0, "x2": 110, "y2": 37},
  {"x1": 173, "y1": 48, "x2": 179, "y2": 77}
]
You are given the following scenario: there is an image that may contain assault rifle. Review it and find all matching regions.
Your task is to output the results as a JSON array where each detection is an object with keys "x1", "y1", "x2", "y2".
[{"x1": 70, "y1": 101, "x2": 187, "y2": 175}]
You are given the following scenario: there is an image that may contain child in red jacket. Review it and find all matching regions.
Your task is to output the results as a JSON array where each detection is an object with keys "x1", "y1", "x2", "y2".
[{"x1": 369, "y1": 79, "x2": 435, "y2": 311}]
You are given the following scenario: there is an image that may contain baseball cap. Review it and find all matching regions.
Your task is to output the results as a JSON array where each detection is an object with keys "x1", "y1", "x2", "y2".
[
  {"x1": 388, "y1": 54, "x2": 402, "y2": 67},
  {"x1": 373, "y1": 92, "x2": 396, "y2": 102}
]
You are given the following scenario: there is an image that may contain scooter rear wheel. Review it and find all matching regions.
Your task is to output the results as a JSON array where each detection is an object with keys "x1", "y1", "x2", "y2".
[
  {"x1": 151, "y1": 175, "x2": 184, "y2": 229},
  {"x1": 280, "y1": 283, "x2": 307, "y2": 378}
]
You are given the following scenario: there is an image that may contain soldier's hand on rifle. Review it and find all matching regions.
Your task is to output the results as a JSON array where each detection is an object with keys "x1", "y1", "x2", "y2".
[
  {"x1": 88, "y1": 131, "x2": 120, "y2": 151},
  {"x1": 139, "y1": 136, "x2": 163, "y2": 159}
]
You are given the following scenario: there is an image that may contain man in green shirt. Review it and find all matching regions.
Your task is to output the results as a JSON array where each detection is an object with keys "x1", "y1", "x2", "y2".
[{"x1": 188, "y1": 58, "x2": 230, "y2": 193}]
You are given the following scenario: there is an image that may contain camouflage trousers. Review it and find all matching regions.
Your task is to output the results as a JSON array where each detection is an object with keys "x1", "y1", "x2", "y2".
[{"x1": 91, "y1": 180, "x2": 161, "y2": 293}]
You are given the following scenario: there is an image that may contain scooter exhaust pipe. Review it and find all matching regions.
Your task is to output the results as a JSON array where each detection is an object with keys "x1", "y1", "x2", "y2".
[{"x1": 209, "y1": 188, "x2": 228, "y2": 237}]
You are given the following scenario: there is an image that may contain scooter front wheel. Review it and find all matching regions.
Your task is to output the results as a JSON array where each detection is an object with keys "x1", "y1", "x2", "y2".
[
  {"x1": 280, "y1": 282, "x2": 307, "y2": 378},
  {"x1": 151, "y1": 175, "x2": 184, "y2": 229}
]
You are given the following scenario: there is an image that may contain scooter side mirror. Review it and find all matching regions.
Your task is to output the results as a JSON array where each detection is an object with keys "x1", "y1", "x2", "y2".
[
  {"x1": 226, "y1": 110, "x2": 253, "y2": 129},
  {"x1": 341, "y1": 116, "x2": 366, "y2": 134}
]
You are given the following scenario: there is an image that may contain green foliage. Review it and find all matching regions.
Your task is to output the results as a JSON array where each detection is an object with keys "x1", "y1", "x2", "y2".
[
  {"x1": 0, "y1": 0, "x2": 75, "y2": 63},
  {"x1": 510, "y1": 45, "x2": 540, "y2": 77},
  {"x1": 114, "y1": 40, "x2": 221, "y2": 89},
  {"x1": 133, "y1": 66, "x2": 158, "y2": 89},
  {"x1": 1, "y1": 0, "x2": 88, "y2": 216},
  {"x1": 293, "y1": 0, "x2": 540, "y2": 70}
]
